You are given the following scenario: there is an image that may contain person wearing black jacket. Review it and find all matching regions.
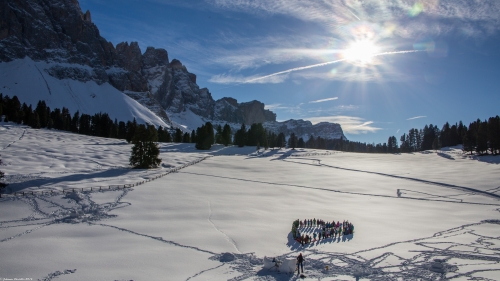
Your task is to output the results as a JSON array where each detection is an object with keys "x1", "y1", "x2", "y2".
[{"x1": 297, "y1": 253, "x2": 304, "y2": 275}]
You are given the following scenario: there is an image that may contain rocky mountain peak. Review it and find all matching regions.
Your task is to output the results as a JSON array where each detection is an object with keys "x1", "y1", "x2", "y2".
[
  {"x1": 142, "y1": 47, "x2": 169, "y2": 68},
  {"x1": 83, "y1": 10, "x2": 92, "y2": 23},
  {"x1": 116, "y1": 42, "x2": 142, "y2": 72}
]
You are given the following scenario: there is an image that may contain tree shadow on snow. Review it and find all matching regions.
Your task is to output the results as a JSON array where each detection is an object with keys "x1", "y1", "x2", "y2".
[
  {"x1": 470, "y1": 155, "x2": 500, "y2": 165},
  {"x1": 437, "y1": 152, "x2": 455, "y2": 160},
  {"x1": 7, "y1": 168, "x2": 133, "y2": 193}
]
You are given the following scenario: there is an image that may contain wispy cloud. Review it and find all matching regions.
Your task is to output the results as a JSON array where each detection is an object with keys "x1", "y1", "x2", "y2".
[
  {"x1": 309, "y1": 97, "x2": 338, "y2": 104},
  {"x1": 264, "y1": 103, "x2": 284, "y2": 110},
  {"x1": 208, "y1": 73, "x2": 288, "y2": 84},
  {"x1": 209, "y1": 0, "x2": 500, "y2": 39},
  {"x1": 406, "y1": 116, "x2": 427, "y2": 120},
  {"x1": 306, "y1": 115, "x2": 381, "y2": 134}
]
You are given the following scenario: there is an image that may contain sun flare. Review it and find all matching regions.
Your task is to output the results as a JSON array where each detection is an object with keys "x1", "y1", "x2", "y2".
[{"x1": 342, "y1": 40, "x2": 380, "y2": 64}]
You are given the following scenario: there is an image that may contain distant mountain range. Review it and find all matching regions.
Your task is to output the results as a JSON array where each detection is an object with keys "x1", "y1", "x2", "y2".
[{"x1": 0, "y1": 0, "x2": 346, "y2": 141}]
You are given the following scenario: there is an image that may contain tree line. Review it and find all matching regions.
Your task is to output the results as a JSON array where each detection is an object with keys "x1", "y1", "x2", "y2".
[
  {"x1": 2, "y1": 94, "x2": 498, "y2": 157},
  {"x1": 0, "y1": 94, "x2": 189, "y2": 144},
  {"x1": 300, "y1": 117, "x2": 500, "y2": 155},
  {"x1": 0, "y1": 94, "x2": 179, "y2": 169}
]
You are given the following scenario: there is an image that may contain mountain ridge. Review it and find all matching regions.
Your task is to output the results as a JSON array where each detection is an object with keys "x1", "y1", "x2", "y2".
[{"x1": 0, "y1": 0, "x2": 346, "y2": 140}]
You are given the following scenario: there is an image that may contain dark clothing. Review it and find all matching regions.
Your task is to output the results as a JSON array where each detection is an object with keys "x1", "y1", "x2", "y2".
[{"x1": 297, "y1": 254, "x2": 304, "y2": 274}]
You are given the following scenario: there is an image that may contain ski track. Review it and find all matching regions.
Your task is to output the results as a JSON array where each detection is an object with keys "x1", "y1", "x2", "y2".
[
  {"x1": 180, "y1": 172, "x2": 500, "y2": 207},
  {"x1": 185, "y1": 264, "x2": 225, "y2": 281},
  {"x1": 208, "y1": 201, "x2": 241, "y2": 254},
  {"x1": 1, "y1": 127, "x2": 27, "y2": 150},
  {"x1": 93, "y1": 222, "x2": 217, "y2": 255},
  {"x1": 287, "y1": 158, "x2": 500, "y2": 201}
]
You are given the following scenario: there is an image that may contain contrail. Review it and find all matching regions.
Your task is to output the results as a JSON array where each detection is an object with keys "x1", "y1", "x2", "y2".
[
  {"x1": 245, "y1": 59, "x2": 346, "y2": 83},
  {"x1": 347, "y1": 9, "x2": 361, "y2": 21},
  {"x1": 245, "y1": 50, "x2": 420, "y2": 83}
]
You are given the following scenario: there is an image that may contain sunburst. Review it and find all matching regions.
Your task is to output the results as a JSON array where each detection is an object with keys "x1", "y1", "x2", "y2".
[{"x1": 342, "y1": 40, "x2": 380, "y2": 65}]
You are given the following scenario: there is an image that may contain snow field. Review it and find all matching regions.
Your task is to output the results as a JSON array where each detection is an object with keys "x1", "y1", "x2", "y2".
[{"x1": 0, "y1": 123, "x2": 500, "y2": 280}]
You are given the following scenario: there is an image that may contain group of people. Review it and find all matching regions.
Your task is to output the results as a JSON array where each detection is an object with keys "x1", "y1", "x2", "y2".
[{"x1": 292, "y1": 218, "x2": 354, "y2": 245}]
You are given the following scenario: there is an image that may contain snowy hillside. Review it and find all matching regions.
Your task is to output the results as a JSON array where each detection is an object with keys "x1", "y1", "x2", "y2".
[
  {"x1": 0, "y1": 58, "x2": 169, "y2": 127},
  {"x1": 1, "y1": 122, "x2": 500, "y2": 280}
]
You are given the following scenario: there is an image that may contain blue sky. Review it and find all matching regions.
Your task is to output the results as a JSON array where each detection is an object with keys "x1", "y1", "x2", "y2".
[{"x1": 79, "y1": 0, "x2": 500, "y2": 144}]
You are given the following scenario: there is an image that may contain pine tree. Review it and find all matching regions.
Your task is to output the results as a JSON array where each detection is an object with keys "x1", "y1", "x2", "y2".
[
  {"x1": 297, "y1": 137, "x2": 305, "y2": 148},
  {"x1": 222, "y1": 124, "x2": 232, "y2": 146},
  {"x1": 70, "y1": 111, "x2": 80, "y2": 133},
  {"x1": 118, "y1": 121, "x2": 127, "y2": 140},
  {"x1": 129, "y1": 124, "x2": 161, "y2": 169},
  {"x1": 190, "y1": 130, "x2": 196, "y2": 143},
  {"x1": 0, "y1": 156, "x2": 6, "y2": 189},
  {"x1": 174, "y1": 128, "x2": 183, "y2": 143},
  {"x1": 0, "y1": 93, "x2": 3, "y2": 118},
  {"x1": 288, "y1": 133, "x2": 298, "y2": 149},
  {"x1": 463, "y1": 129, "x2": 475, "y2": 155},
  {"x1": 126, "y1": 118, "x2": 137, "y2": 143},
  {"x1": 476, "y1": 121, "x2": 488, "y2": 155},
  {"x1": 277, "y1": 132, "x2": 286, "y2": 148},
  {"x1": 195, "y1": 122, "x2": 214, "y2": 150},
  {"x1": 234, "y1": 123, "x2": 247, "y2": 147},
  {"x1": 387, "y1": 136, "x2": 399, "y2": 153},
  {"x1": 487, "y1": 116, "x2": 500, "y2": 155},
  {"x1": 215, "y1": 125, "x2": 223, "y2": 144}
]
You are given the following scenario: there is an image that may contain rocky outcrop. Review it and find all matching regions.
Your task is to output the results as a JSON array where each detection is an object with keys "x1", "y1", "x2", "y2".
[
  {"x1": 213, "y1": 98, "x2": 276, "y2": 125},
  {"x1": 152, "y1": 59, "x2": 215, "y2": 118},
  {"x1": 239, "y1": 100, "x2": 276, "y2": 125},
  {"x1": 264, "y1": 119, "x2": 346, "y2": 140},
  {"x1": 0, "y1": 0, "x2": 115, "y2": 66}
]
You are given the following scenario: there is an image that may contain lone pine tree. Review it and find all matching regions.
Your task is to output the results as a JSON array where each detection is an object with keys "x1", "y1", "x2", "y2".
[{"x1": 129, "y1": 124, "x2": 161, "y2": 169}]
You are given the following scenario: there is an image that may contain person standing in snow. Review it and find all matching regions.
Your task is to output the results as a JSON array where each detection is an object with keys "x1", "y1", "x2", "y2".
[{"x1": 297, "y1": 253, "x2": 304, "y2": 275}]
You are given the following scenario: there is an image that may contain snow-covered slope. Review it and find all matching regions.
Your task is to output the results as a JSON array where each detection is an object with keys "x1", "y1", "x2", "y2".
[
  {"x1": 1, "y1": 123, "x2": 500, "y2": 280},
  {"x1": 0, "y1": 58, "x2": 169, "y2": 127}
]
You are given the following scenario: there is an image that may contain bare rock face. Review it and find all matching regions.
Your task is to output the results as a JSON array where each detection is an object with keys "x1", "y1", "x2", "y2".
[
  {"x1": 239, "y1": 100, "x2": 276, "y2": 125},
  {"x1": 214, "y1": 98, "x2": 245, "y2": 124},
  {"x1": 142, "y1": 47, "x2": 169, "y2": 68},
  {"x1": 116, "y1": 42, "x2": 142, "y2": 72},
  {"x1": 0, "y1": 0, "x2": 116, "y2": 66},
  {"x1": 264, "y1": 120, "x2": 346, "y2": 141},
  {"x1": 213, "y1": 98, "x2": 276, "y2": 125},
  {"x1": 153, "y1": 58, "x2": 215, "y2": 118}
]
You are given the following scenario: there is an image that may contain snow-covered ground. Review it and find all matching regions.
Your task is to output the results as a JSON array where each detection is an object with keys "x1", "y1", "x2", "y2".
[{"x1": 1, "y1": 122, "x2": 500, "y2": 280}]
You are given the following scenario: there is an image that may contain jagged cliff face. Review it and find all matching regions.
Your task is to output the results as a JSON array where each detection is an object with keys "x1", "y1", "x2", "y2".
[
  {"x1": 264, "y1": 119, "x2": 346, "y2": 141},
  {"x1": 213, "y1": 98, "x2": 276, "y2": 125},
  {"x1": 0, "y1": 0, "x2": 113, "y2": 66}
]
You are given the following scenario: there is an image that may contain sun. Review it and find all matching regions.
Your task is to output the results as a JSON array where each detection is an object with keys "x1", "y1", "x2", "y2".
[{"x1": 342, "y1": 40, "x2": 380, "y2": 64}]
